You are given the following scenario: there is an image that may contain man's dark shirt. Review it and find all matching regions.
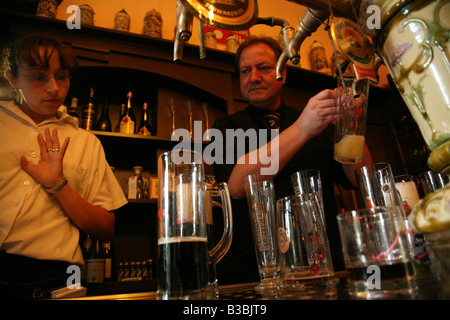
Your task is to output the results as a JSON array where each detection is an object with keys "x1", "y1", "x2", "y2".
[{"x1": 212, "y1": 103, "x2": 353, "y2": 285}]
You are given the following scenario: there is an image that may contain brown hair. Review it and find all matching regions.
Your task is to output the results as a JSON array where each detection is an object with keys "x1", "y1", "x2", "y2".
[
  {"x1": 235, "y1": 35, "x2": 282, "y2": 73},
  {"x1": 5, "y1": 34, "x2": 78, "y2": 78}
]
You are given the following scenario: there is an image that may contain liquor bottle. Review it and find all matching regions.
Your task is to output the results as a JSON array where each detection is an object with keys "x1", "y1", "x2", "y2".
[
  {"x1": 96, "y1": 98, "x2": 112, "y2": 131},
  {"x1": 81, "y1": 87, "x2": 97, "y2": 130},
  {"x1": 136, "y1": 261, "x2": 142, "y2": 279},
  {"x1": 117, "y1": 262, "x2": 124, "y2": 281},
  {"x1": 123, "y1": 262, "x2": 130, "y2": 279},
  {"x1": 137, "y1": 102, "x2": 152, "y2": 136},
  {"x1": 128, "y1": 166, "x2": 149, "y2": 199},
  {"x1": 81, "y1": 234, "x2": 93, "y2": 282},
  {"x1": 146, "y1": 259, "x2": 153, "y2": 279},
  {"x1": 86, "y1": 239, "x2": 105, "y2": 283},
  {"x1": 114, "y1": 104, "x2": 126, "y2": 132},
  {"x1": 130, "y1": 261, "x2": 136, "y2": 278},
  {"x1": 136, "y1": 168, "x2": 149, "y2": 199},
  {"x1": 68, "y1": 97, "x2": 80, "y2": 126},
  {"x1": 141, "y1": 260, "x2": 148, "y2": 280},
  {"x1": 119, "y1": 91, "x2": 136, "y2": 134},
  {"x1": 102, "y1": 241, "x2": 112, "y2": 281}
]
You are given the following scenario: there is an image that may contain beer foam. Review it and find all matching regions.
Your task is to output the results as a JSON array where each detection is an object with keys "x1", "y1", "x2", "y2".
[{"x1": 158, "y1": 236, "x2": 207, "y2": 245}]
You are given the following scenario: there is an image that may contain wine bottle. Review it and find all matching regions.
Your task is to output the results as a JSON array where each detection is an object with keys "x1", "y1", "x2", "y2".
[
  {"x1": 86, "y1": 239, "x2": 105, "y2": 283},
  {"x1": 81, "y1": 88, "x2": 97, "y2": 130},
  {"x1": 81, "y1": 234, "x2": 93, "y2": 282},
  {"x1": 137, "y1": 102, "x2": 152, "y2": 136},
  {"x1": 119, "y1": 91, "x2": 136, "y2": 134},
  {"x1": 96, "y1": 98, "x2": 112, "y2": 131},
  {"x1": 68, "y1": 97, "x2": 80, "y2": 126},
  {"x1": 114, "y1": 104, "x2": 126, "y2": 132},
  {"x1": 102, "y1": 241, "x2": 113, "y2": 281}
]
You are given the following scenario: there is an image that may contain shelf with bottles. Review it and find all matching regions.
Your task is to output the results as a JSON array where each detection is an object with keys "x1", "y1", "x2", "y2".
[
  {"x1": 79, "y1": 232, "x2": 157, "y2": 295},
  {"x1": 81, "y1": 234, "x2": 115, "y2": 285},
  {"x1": 68, "y1": 93, "x2": 158, "y2": 138},
  {"x1": 65, "y1": 67, "x2": 227, "y2": 143},
  {"x1": 66, "y1": 66, "x2": 159, "y2": 135},
  {"x1": 66, "y1": 84, "x2": 221, "y2": 198},
  {"x1": 92, "y1": 129, "x2": 178, "y2": 142}
]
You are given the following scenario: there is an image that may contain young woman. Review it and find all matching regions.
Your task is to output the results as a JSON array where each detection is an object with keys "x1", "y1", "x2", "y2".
[{"x1": 0, "y1": 34, "x2": 127, "y2": 298}]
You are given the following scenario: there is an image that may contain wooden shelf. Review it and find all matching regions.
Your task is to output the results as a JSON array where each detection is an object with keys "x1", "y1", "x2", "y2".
[
  {"x1": 127, "y1": 198, "x2": 157, "y2": 204},
  {"x1": 93, "y1": 130, "x2": 208, "y2": 144}
]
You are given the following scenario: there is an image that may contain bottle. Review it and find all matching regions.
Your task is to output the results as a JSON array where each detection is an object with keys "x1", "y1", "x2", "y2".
[
  {"x1": 128, "y1": 166, "x2": 149, "y2": 199},
  {"x1": 82, "y1": 87, "x2": 97, "y2": 130},
  {"x1": 137, "y1": 102, "x2": 152, "y2": 136},
  {"x1": 136, "y1": 168, "x2": 149, "y2": 200},
  {"x1": 136, "y1": 261, "x2": 142, "y2": 279},
  {"x1": 123, "y1": 262, "x2": 130, "y2": 279},
  {"x1": 146, "y1": 259, "x2": 153, "y2": 279},
  {"x1": 119, "y1": 91, "x2": 136, "y2": 134},
  {"x1": 114, "y1": 104, "x2": 126, "y2": 132},
  {"x1": 141, "y1": 260, "x2": 148, "y2": 280},
  {"x1": 117, "y1": 262, "x2": 124, "y2": 281},
  {"x1": 86, "y1": 239, "x2": 105, "y2": 283},
  {"x1": 68, "y1": 97, "x2": 80, "y2": 126},
  {"x1": 102, "y1": 241, "x2": 112, "y2": 281},
  {"x1": 96, "y1": 98, "x2": 112, "y2": 131},
  {"x1": 81, "y1": 234, "x2": 93, "y2": 282},
  {"x1": 130, "y1": 261, "x2": 136, "y2": 278}
]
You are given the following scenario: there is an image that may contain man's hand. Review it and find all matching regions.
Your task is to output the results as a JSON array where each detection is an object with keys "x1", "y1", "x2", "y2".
[{"x1": 293, "y1": 89, "x2": 337, "y2": 139}]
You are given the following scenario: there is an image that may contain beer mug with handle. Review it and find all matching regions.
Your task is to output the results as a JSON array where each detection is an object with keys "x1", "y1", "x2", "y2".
[{"x1": 156, "y1": 150, "x2": 232, "y2": 300}]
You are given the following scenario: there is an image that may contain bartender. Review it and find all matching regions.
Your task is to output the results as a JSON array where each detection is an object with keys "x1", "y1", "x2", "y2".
[
  {"x1": 212, "y1": 36, "x2": 372, "y2": 284},
  {"x1": 0, "y1": 34, "x2": 127, "y2": 298}
]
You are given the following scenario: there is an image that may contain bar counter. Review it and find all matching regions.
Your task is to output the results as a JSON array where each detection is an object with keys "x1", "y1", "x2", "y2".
[{"x1": 68, "y1": 271, "x2": 444, "y2": 300}]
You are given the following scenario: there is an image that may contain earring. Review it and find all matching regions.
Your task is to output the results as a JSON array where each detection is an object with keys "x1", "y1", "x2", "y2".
[{"x1": 14, "y1": 88, "x2": 23, "y2": 106}]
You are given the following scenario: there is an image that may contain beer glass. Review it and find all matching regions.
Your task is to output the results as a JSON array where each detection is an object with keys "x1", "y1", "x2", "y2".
[
  {"x1": 205, "y1": 182, "x2": 232, "y2": 298},
  {"x1": 337, "y1": 207, "x2": 418, "y2": 299},
  {"x1": 156, "y1": 150, "x2": 232, "y2": 300},
  {"x1": 419, "y1": 170, "x2": 449, "y2": 196},
  {"x1": 355, "y1": 162, "x2": 406, "y2": 217},
  {"x1": 334, "y1": 77, "x2": 369, "y2": 164},
  {"x1": 276, "y1": 194, "x2": 335, "y2": 289},
  {"x1": 245, "y1": 174, "x2": 282, "y2": 292},
  {"x1": 291, "y1": 169, "x2": 326, "y2": 227},
  {"x1": 354, "y1": 163, "x2": 431, "y2": 270}
]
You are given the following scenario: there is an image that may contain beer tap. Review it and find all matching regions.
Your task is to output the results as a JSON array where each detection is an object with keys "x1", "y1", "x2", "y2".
[
  {"x1": 256, "y1": 17, "x2": 299, "y2": 81},
  {"x1": 276, "y1": 8, "x2": 329, "y2": 80},
  {"x1": 174, "y1": 1, "x2": 194, "y2": 62}
]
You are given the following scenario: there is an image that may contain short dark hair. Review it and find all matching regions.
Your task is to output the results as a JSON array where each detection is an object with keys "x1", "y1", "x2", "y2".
[
  {"x1": 5, "y1": 34, "x2": 78, "y2": 78},
  {"x1": 235, "y1": 35, "x2": 282, "y2": 73}
]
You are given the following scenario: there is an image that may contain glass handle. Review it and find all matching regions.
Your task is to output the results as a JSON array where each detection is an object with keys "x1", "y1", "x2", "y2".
[{"x1": 208, "y1": 182, "x2": 233, "y2": 264}]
